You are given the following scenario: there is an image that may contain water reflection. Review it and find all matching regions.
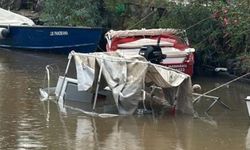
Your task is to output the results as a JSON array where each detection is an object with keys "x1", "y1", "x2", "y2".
[
  {"x1": 57, "y1": 106, "x2": 196, "y2": 150},
  {"x1": 197, "y1": 113, "x2": 218, "y2": 127},
  {"x1": 247, "y1": 126, "x2": 250, "y2": 150},
  {"x1": 0, "y1": 49, "x2": 250, "y2": 150},
  {"x1": 98, "y1": 117, "x2": 142, "y2": 150},
  {"x1": 74, "y1": 116, "x2": 142, "y2": 150},
  {"x1": 75, "y1": 117, "x2": 96, "y2": 149},
  {"x1": 47, "y1": 98, "x2": 197, "y2": 150}
]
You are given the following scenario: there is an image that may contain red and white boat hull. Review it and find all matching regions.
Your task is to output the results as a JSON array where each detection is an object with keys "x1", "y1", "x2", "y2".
[{"x1": 105, "y1": 29, "x2": 195, "y2": 76}]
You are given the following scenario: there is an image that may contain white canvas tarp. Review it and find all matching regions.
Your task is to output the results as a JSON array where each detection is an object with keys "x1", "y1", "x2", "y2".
[
  {"x1": 0, "y1": 8, "x2": 34, "y2": 26},
  {"x1": 106, "y1": 28, "x2": 179, "y2": 39},
  {"x1": 73, "y1": 51, "x2": 194, "y2": 115}
]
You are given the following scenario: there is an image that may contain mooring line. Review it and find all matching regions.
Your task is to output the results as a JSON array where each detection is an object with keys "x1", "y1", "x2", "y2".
[{"x1": 193, "y1": 72, "x2": 250, "y2": 103}]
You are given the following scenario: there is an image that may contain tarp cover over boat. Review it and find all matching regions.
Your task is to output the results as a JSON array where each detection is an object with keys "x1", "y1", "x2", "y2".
[
  {"x1": 105, "y1": 28, "x2": 179, "y2": 49},
  {"x1": 0, "y1": 8, "x2": 34, "y2": 26},
  {"x1": 106, "y1": 28, "x2": 179, "y2": 39},
  {"x1": 72, "y1": 51, "x2": 194, "y2": 115}
]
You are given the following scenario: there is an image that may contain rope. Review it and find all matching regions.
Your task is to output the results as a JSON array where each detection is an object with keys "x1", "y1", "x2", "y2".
[
  {"x1": 125, "y1": 2, "x2": 214, "y2": 31},
  {"x1": 127, "y1": 10, "x2": 156, "y2": 30},
  {"x1": 184, "y1": 16, "x2": 213, "y2": 31},
  {"x1": 126, "y1": 1, "x2": 157, "y2": 30},
  {"x1": 193, "y1": 72, "x2": 250, "y2": 102}
]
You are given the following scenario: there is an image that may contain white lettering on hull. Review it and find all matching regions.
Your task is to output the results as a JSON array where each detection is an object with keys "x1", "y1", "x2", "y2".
[
  {"x1": 50, "y1": 31, "x2": 69, "y2": 36},
  {"x1": 167, "y1": 64, "x2": 187, "y2": 72}
]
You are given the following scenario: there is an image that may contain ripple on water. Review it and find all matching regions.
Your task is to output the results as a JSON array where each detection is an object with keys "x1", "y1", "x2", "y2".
[{"x1": 16, "y1": 118, "x2": 47, "y2": 149}]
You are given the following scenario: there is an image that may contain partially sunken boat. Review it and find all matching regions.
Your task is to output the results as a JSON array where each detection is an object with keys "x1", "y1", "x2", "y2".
[
  {"x1": 105, "y1": 29, "x2": 195, "y2": 76},
  {"x1": 40, "y1": 51, "x2": 194, "y2": 115},
  {"x1": 0, "y1": 8, "x2": 102, "y2": 53}
]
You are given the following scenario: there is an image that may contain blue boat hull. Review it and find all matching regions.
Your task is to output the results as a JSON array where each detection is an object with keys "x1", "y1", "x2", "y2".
[{"x1": 0, "y1": 25, "x2": 103, "y2": 53}]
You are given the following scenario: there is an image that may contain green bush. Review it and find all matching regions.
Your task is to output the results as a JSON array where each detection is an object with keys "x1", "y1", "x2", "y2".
[
  {"x1": 41, "y1": 0, "x2": 250, "y2": 71},
  {"x1": 41, "y1": 0, "x2": 103, "y2": 26}
]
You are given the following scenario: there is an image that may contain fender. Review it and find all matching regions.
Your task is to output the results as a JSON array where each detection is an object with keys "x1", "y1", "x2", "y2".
[{"x1": 0, "y1": 27, "x2": 10, "y2": 39}]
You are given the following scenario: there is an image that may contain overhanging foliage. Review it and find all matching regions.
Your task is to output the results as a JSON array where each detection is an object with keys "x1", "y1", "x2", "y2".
[{"x1": 40, "y1": 0, "x2": 250, "y2": 70}]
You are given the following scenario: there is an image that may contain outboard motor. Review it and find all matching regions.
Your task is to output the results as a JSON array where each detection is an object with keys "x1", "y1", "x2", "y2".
[
  {"x1": 139, "y1": 36, "x2": 166, "y2": 64},
  {"x1": 0, "y1": 28, "x2": 10, "y2": 39}
]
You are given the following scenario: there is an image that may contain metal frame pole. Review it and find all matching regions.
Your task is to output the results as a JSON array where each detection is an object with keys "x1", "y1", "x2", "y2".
[
  {"x1": 57, "y1": 53, "x2": 73, "y2": 102},
  {"x1": 45, "y1": 65, "x2": 50, "y2": 122},
  {"x1": 193, "y1": 72, "x2": 250, "y2": 104},
  {"x1": 92, "y1": 61, "x2": 103, "y2": 111}
]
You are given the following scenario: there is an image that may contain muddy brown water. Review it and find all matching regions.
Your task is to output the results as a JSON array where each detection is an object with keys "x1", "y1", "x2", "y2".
[{"x1": 0, "y1": 48, "x2": 249, "y2": 150}]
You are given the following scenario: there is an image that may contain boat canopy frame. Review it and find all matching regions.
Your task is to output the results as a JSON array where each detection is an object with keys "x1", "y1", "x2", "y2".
[{"x1": 55, "y1": 51, "x2": 194, "y2": 115}]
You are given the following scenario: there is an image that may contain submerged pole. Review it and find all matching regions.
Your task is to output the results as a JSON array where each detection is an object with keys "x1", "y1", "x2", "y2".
[
  {"x1": 245, "y1": 96, "x2": 250, "y2": 118},
  {"x1": 45, "y1": 65, "x2": 50, "y2": 122},
  {"x1": 57, "y1": 52, "x2": 73, "y2": 102},
  {"x1": 45, "y1": 65, "x2": 50, "y2": 98},
  {"x1": 92, "y1": 60, "x2": 103, "y2": 111}
]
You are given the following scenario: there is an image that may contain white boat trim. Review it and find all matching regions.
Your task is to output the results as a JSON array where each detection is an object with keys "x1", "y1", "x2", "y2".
[
  {"x1": 0, "y1": 8, "x2": 35, "y2": 26},
  {"x1": 117, "y1": 38, "x2": 174, "y2": 48}
]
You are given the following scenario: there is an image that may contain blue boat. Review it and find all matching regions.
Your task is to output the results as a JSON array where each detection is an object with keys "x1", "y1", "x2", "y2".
[
  {"x1": 0, "y1": 25, "x2": 103, "y2": 53},
  {"x1": 0, "y1": 8, "x2": 102, "y2": 53}
]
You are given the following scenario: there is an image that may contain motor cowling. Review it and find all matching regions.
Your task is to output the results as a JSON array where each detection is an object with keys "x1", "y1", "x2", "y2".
[
  {"x1": 139, "y1": 45, "x2": 166, "y2": 64},
  {"x1": 0, "y1": 28, "x2": 10, "y2": 39}
]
